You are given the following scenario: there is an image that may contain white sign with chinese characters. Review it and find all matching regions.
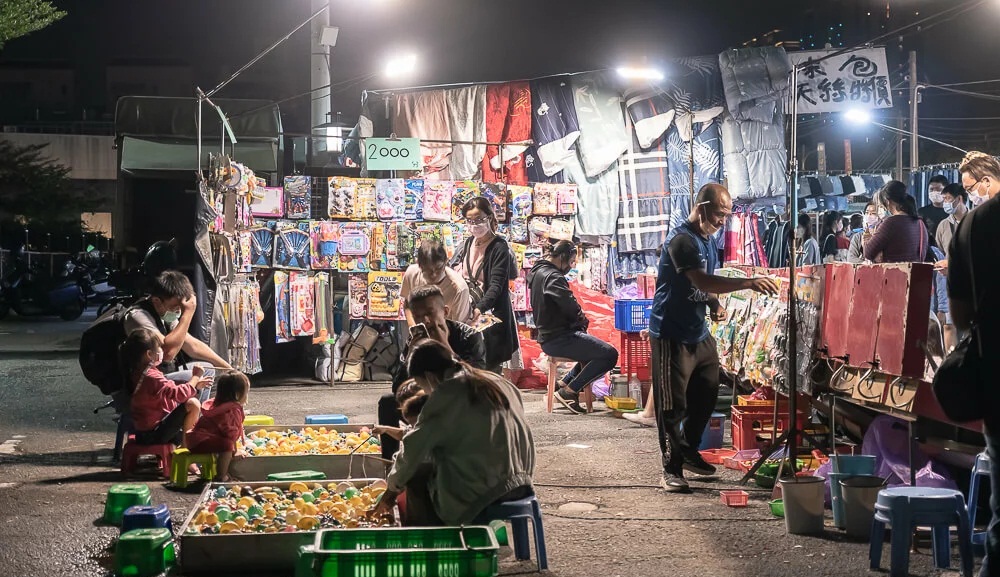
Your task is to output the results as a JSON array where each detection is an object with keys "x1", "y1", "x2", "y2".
[{"x1": 789, "y1": 47, "x2": 893, "y2": 115}]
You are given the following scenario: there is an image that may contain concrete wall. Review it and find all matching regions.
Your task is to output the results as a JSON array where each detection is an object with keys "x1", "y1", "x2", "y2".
[{"x1": 0, "y1": 133, "x2": 116, "y2": 180}]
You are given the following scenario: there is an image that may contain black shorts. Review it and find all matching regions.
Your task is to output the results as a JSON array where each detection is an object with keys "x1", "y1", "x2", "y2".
[{"x1": 134, "y1": 403, "x2": 188, "y2": 446}]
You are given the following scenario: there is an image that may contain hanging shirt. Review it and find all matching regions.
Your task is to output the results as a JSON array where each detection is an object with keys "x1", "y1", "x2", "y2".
[{"x1": 764, "y1": 220, "x2": 790, "y2": 269}]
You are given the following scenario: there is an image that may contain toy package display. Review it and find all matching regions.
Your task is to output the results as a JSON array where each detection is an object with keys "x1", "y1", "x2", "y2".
[
  {"x1": 289, "y1": 271, "x2": 315, "y2": 337},
  {"x1": 508, "y1": 185, "x2": 533, "y2": 242},
  {"x1": 251, "y1": 186, "x2": 284, "y2": 218},
  {"x1": 347, "y1": 274, "x2": 368, "y2": 319},
  {"x1": 550, "y1": 218, "x2": 575, "y2": 241},
  {"x1": 328, "y1": 176, "x2": 356, "y2": 219},
  {"x1": 404, "y1": 179, "x2": 424, "y2": 221},
  {"x1": 367, "y1": 271, "x2": 404, "y2": 320},
  {"x1": 274, "y1": 270, "x2": 292, "y2": 343},
  {"x1": 532, "y1": 183, "x2": 559, "y2": 215},
  {"x1": 235, "y1": 231, "x2": 253, "y2": 273},
  {"x1": 423, "y1": 181, "x2": 454, "y2": 221},
  {"x1": 557, "y1": 184, "x2": 578, "y2": 215},
  {"x1": 452, "y1": 180, "x2": 481, "y2": 221},
  {"x1": 273, "y1": 221, "x2": 311, "y2": 270},
  {"x1": 354, "y1": 178, "x2": 378, "y2": 221},
  {"x1": 284, "y1": 176, "x2": 312, "y2": 219},
  {"x1": 481, "y1": 182, "x2": 509, "y2": 222},
  {"x1": 312, "y1": 272, "x2": 331, "y2": 344},
  {"x1": 337, "y1": 222, "x2": 372, "y2": 273},
  {"x1": 376, "y1": 178, "x2": 406, "y2": 221},
  {"x1": 249, "y1": 225, "x2": 274, "y2": 268},
  {"x1": 309, "y1": 221, "x2": 339, "y2": 269}
]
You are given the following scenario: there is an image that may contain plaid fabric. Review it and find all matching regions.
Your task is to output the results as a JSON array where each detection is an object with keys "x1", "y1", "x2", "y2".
[{"x1": 616, "y1": 115, "x2": 672, "y2": 253}]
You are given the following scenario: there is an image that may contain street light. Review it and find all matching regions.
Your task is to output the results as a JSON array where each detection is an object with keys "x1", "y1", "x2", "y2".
[
  {"x1": 616, "y1": 66, "x2": 665, "y2": 81},
  {"x1": 385, "y1": 53, "x2": 417, "y2": 79}
]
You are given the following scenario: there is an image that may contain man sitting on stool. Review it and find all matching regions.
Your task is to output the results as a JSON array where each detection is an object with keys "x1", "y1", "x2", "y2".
[
  {"x1": 376, "y1": 285, "x2": 485, "y2": 459},
  {"x1": 528, "y1": 240, "x2": 618, "y2": 414}
]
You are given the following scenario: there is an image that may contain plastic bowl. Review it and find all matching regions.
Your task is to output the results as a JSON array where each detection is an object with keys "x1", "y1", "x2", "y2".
[{"x1": 769, "y1": 498, "x2": 784, "y2": 517}]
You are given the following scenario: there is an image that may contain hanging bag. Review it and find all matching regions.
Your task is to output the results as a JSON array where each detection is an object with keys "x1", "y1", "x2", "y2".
[{"x1": 931, "y1": 216, "x2": 987, "y2": 423}]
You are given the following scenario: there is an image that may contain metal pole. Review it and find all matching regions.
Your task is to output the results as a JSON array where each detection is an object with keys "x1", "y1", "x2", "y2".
[
  {"x1": 689, "y1": 114, "x2": 695, "y2": 206},
  {"x1": 896, "y1": 115, "x2": 906, "y2": 181},
  {"x1": 786, "y1": 63, "x2": 800, "y2": 463},
  {"x1": 197, "y1": 96, "x2": 203, "y2": 172},
  {"x1": 908, "y1": 51, "x2": 919, "y2": 182}
]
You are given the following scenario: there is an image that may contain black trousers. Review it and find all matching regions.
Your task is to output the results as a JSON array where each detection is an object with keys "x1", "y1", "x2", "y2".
[
  {"x1": 651, "y1": 336, "x2": 720, "y2": 475},
  {"x1": 377, "y1": 392, "x2": 402, "y2": 459}
]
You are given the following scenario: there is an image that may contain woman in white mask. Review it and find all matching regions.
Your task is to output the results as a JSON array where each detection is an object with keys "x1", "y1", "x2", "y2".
[
  {"x1": 795, "y1": 213, "x2": 822, "y2": 266},
  {"x1": 848, "y1": 202, "x2": 880, "y2": 263}
]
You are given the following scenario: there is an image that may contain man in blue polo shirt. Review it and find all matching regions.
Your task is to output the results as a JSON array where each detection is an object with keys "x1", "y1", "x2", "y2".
[{"x1": 650, "y1": 183, "x2": 778, "y2": 493}]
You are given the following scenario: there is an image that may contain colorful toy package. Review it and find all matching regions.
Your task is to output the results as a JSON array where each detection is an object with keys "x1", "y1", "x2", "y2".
[
  {"x1": 557, "y1": 184, "x2": 578, "y2": 215},
  {"x1": 369, "y1": 223, "x2": 386, "y2": 271},
  {"x1": 451, "y1": 180, "x2": 481, "y2": 221},
  {"x1": 404, "y1": 179, "x2": 424, "y2": 221},
  {"x1": 422, "y1": 181, "x2": 454, "y2": 221},
  {"x1": 274, "y1": 270, "x2": 292, "y2": 343},
  {"x1": 532, "y1": 183, "x2": 559, "y2": 215},
  {"x1": 481, "y1": 182, "x2": 508, "y2": 222},
  {"x1": 235, "y1": 231, "x2": 253, "y2": 273},
  {"x1": 510, "y1": 276, "x2": 529, "y2": 311},
  {"x1": 310, "y1": 221, "x2": 339, "y2": 269},
  {"x1": 312, "y1": 272, "x2": 331, "y2": 344},
  {"x1": 367, "y1": 271, "x2": 404, "y2": 320},
  {"x1": 347, "y1": 274, "x2": 368, "y2": 319},
  {"x1": 249, "y1": 225, "x2": 274, "y2": 269},
  {"x1": 508, "y1": 185, "x2": 533, "y2": 242},
  {"x1": 328, "y1": 176, "x2": 356, "y2": 219},
  {"x1": 550, "y1": 218, "x2": 575, "y2": 241},
  {"x1": 289, "y1": 271, "x2": 315, "y2": 337},
  {"x1": 337, "y1": 222, "x2": 372, "y2": 273},
  {"x1": 354, "y1": 178, "x2": 378, "y2": 221},
  {"x1": 376, "y1": 179, "x2": 406, "y2": 221},
  {"x1": 273, "y1": 221, "x2": 311, "y2": 270},
  {"x1": 251, "y1": 186, "x2": 284, "y2": 218},
  {"x1": 510, "y1": 243, "x2": 527, "y2": 269},
  {"x1": 284, "y1": 176, "x2": 312, "y2": 219}
]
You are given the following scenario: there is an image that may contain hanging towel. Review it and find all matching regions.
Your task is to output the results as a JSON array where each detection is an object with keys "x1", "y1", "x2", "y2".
[
  {"x1": 665, "y1": 122, "x2": 722, "y2": 197},
  {"x1": 483, "y1": 81, "x2": 531, "y2": 185},
  {"x1": 530, "y1": 76, "x2": 580, "y2": 177},
  {"x1": 565, "y1": 150, "x2": 620, "y2": 237},
  {"x1": 570, "y1": 71, "x2": 630, "y2": 178},
  {"x1": 616, "y1": 120, "x2": 672, "y2": 253},
  {"x1": 442, "y1": 85, "x2": 487, "y2": 180},
  {"x1": 393, "y1": 90, "x2": 452, "y2": 176}
]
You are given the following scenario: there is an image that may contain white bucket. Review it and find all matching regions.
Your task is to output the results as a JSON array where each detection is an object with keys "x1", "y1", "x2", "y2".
[
  {"x1": 840, "y1": 475, "x2": 886, "y2": 539},
  {"x1": 780, "y1": 476, "x2": 826, "y2": 535}
]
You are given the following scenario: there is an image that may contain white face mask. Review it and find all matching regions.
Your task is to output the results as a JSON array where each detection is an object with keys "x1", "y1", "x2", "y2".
[
  {"x1": 864, "y1": 214, "x2": 880, "y2": 228},
  {"x1": 794, "y1": 226, "x2": 805, "y2": 240},
  {"x1": 928, "y1": 190, "x2": 944, "y2": 204},
  {"x1": 469, "y1": 223, "x2": 491, "y2": 238},
  {"x1": 773, "y1": 204, "x2": 786, "y2": 216},
  {"x1": 161, "y1": 309, "x2": 182, "y2": 325},
  {"x1": 152, "y1": 349, "x2": 164, "y2": 368},
  {"x1": 968, "y1": 180, "x2": 989, "y2": 207}
]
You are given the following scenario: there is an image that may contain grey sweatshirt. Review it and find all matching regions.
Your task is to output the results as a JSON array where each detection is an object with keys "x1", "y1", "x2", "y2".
[{"x1": 386, "y1": 369, "x2": 535, "y2": 524}]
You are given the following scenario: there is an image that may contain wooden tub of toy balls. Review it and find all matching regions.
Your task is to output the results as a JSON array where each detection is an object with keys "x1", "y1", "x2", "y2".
[{"x1": 229, "y1": 426, "x2": 391, "y2": 482}]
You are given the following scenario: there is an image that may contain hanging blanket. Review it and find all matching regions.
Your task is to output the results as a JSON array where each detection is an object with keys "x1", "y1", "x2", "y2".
[
  {"x1": 718, "y1": 47, "x2": 792, "y2": 122},
  {"x1": 720, "y1": 108, "x2": 787, "y2": 199},
  {"x1": 442, "y1": 85, "x2": 487, "y2": 180},
  {"x1": 665, "y1": 121, "x2": 722, "y2": 198},
  {"x1": 530, "y1": 76, "x2": 580, "y2": 177},
  {"x1": 565, "y1": 151, "x2": 620, "y2": 237},
  {"x1": 483, "y1": 81, "x2": 531, "y2": 185},
  {"x1": 392, "y1": 90, "x2": 452, "y2": 176},
  {"x1": 571, "y1": 71, "x2": 630, "y2": 178},
  {"x1": 616, "y1": 120, "x2": 672, "y2": 253}
]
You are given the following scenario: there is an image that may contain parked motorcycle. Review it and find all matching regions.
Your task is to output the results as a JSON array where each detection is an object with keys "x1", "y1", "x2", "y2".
[
  {"x1": 0, "y1": 248, "x2": 87, "y2": 321},
  {"x1": 95, "y1": 238, "x2": 178, "y2": 317}
]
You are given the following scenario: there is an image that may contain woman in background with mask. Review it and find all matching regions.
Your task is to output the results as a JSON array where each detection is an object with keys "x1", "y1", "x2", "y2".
[
  {"x1": 820, "y1": 210, "x2": 846, "y2": 263},
  {"x1": 796, "y1": 213, "x2": 821, "y2": 266},
  {"x1": 455, "y1": 197, "x2": 519, "y2": 374},
  {"x1": 848, "y1": 202, "x2": 880, "y2": 263},
  {"x1": 863, "y1": 180, "x2": 929, "y2": 264}
]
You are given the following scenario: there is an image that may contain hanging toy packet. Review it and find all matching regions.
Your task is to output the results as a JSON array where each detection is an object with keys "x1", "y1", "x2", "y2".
[
  {"x1": 284, "y1": 176, "x2": 312, "y2": 219},
  {"x1": 376, "y1": 179, "x2": 406, "y2": 221}
]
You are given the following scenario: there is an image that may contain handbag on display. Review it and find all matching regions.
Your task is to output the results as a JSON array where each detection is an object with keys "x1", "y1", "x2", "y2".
[{"x1": 932, "y1": 217, "x2": 988, "y2": 423}]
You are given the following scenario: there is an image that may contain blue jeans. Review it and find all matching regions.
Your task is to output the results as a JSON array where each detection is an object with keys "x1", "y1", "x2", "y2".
[
  {"x1": 983, "y1": 424, "x2": 1000, "y2": 577},
  {"x1": 165, "y1": 361, "x2": 214, "y2": 403},
  {"x1": 540, "y1": 332, "x2": 619, "y2": 394}
]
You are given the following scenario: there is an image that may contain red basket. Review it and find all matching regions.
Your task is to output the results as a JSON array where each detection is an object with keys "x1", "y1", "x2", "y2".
[
  {"x1": 731, "y1": 405, "x2": 809, "y2": 452},
  {"x1": 699, "y1": 448, "x2": 737, "y2": 465},
  {"x1": 619, "y1": 332, "x2": 651, "y2": 381},
  {"x1": 720, "y1": 490, "x2": 749, "y2": 507}
]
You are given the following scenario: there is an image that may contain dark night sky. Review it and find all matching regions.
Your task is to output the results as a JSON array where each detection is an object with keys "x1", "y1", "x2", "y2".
[{"x1": 4, "y1": 0, "x2": 1000, "y2": 168}]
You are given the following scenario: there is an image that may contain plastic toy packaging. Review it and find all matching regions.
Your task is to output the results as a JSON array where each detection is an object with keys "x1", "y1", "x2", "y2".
[
  {"x1": 347, "y1": 274, "x2": 368, "y2": 319},
  {"x1": 481, "y1": 182, "x2": 508, "y2": 222},
  {"x1": 289, "y1": 271, "x2": 315, "y2": 337},
  {"x1": 274, "y1": 270, "x2": 292, "y2": 343},
  {"x1": 404, "y1": 179, "x2": 424, "y2": 221},
  {"x1": 532, "y1": 183, "x2": 559, "y2": 215},
  {"x1": 251, "y1": 186, "x2": 284, "y2": 218},
  {"x1": 422, "y1": 181, "x2": 454, "y2": 221},
  {"x1": 549, "y1": 218, "x2": 575, "y2": 241},
  {"x1": 284, "y1": 176, "x2": 312, "y2": 219},
  {"x1": 470, "y1": 311, "x2": 502, "y2": 333},
  {"x1": 327, "y1": 176, "x2": 356, "y2": 219},
  {"x1": 249, "y1": 225, "x2": 274, "y2": 269},
  {"x1": 235, "y1": 231, "x2": 253, "y2": 273},
  {"x1": 337, "y1": 222, "x2": 372, "y2": 273},
  {"x1": 556, "y1": 184, "x2": 578, "y2": 215},
  {"x1": 367, "y1": 271, "x2": 404, "y2": 320},
  {"x1": 273, "y1": 221, "x2": 311, "y2": 270},
  {"x1": 312, "y1": 272, "x2": 331, "y2": 345},
  {"x1": 510, "y1": 276, "x2": 529, "y2": 311},
  {"x1": 354, "y1": 178, "x2": 378, "y2": 221},
  {"x1": 451, "y1": 180, "x2": 480, "y2": 221},
  {"x1": 376, "y1": 179, "x2": 406, "y2": 221},
  {"x1": 508, "y1": 185, "x2": 533, "y2": 242},
  {"x1": 309, "y1": 221, "x2": 339, "y2": 269}
]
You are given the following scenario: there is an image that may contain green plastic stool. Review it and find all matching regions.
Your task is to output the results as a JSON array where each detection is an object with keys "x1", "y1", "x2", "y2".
[
  {"x1": 267, "y1": 470, "x2": 326, "y2": 482},
  {"x1": 104, "y1": 484, "x2": 152, "y2": 525},
  {"x1": 169, "y1": 448, "x2": 217, "y2": 488},
  {"x1": 115, "y1": 528, "x2": 176, "y2": 577},
  {"x1": 489, "y1": 519, "x2": 509, "y2": 546}
]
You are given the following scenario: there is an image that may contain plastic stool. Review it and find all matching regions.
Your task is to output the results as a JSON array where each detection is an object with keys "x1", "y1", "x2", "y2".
[
  {"x1": 305, "y1": 414, "x2": 349, "y2": 425},
  {"x1": 474, "y1": 495, "x2": 547, "y2": 571},
  {"x1": 267, "y1": 470, "x2": 326, "y2": 482},
  {"x1": 968, "y1": 451, "x2": 990, "y2": 555},
  {"x1": 869, "y1": 486, "x2": 974, "y2": 577},
  {"x1": 113, "y1": 412, "x2": 135, "y2": 462},
  {"x1": 169, "y1": 448, "x2": 217, "y2": 488},
  {"x1": 115, "y1": 528, "x2": 176, "y2": 577},
  {"x1": 243, "y1": 415, "x2": 275, "y2": 426},
  {"x1": 104, "y1": 484, "x2": 152, "y2": 525},
  {"x1": 121, "y1": 504, "x2": 172, "y2": 534},
  {"x1": 120, "y1": 436, "x2": 173, "y2": 477},
  {"x1": 545, "y1": 357, "x2": 594, "y2": 414}
]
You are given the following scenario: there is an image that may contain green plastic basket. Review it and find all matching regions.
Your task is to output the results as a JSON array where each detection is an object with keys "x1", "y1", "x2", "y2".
[{"x1": 296, "y1": 526, "x2": 499, "y2": 577}]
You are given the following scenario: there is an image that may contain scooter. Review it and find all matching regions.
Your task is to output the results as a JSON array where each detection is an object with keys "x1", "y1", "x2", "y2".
[
  {"x1": 95, "y1": 238, "x2": 178, "y2": 317},
  {"x1": 0, "y1": 249, "x2": 87, "y2": 321}
]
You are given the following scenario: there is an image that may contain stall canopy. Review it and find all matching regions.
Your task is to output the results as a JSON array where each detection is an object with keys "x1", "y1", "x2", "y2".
[{"x1": 114, "y1": 96, "x2": 282, "y2": 173}]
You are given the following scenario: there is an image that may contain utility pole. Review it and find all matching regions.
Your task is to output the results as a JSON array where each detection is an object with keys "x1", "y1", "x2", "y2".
[
  {"x1": 908, "y1": 50, "x2": 919, "y2": 183},
  {"x1": 896, "y1": 115, "x2": 906, "y2": 182},
  {"x1": 310, "y1": 0, "x2": 331, "y2": 149}
]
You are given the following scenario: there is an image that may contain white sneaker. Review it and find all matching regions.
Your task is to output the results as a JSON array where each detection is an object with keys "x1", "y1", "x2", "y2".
[{"x1": 623, "y1": 412, "x2": 656, "y2": 427}]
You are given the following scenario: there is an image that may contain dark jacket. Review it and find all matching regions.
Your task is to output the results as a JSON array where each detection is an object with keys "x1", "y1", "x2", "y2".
[
  {"x1": 527, "y1": 259, "x2": 587, "y2": 344},
  {"x1": 391, "y1": 320, "x2": 486, "y2": 393},
  {"x1": 452, "y1": 237, "x2": 519, "y2": 368}
]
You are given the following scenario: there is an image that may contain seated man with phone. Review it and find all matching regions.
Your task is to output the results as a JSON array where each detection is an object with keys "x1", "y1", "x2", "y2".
[{"x1": 376, "y1": 285, "x2": 486, "y2": 459}]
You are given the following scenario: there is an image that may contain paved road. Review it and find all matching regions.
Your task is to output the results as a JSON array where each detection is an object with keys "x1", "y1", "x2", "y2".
[{"x1": 0, "y1": 316, "x2": 970, "y2": 576}]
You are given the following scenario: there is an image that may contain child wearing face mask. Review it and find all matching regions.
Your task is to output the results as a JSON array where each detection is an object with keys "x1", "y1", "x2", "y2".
[{"x1": 122, "y1": 328, "x2": 212, "y2": 448}]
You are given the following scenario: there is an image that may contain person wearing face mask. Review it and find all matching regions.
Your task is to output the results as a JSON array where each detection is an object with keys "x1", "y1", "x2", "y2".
[
  {"x1": 795, "y1": 213, "x2": 821, "y2": 266},
  {"x1": 401, "y1": 240, "x2": 472, "y2": 325},
  {"x1": 863, "y1": 181, "x2": 929, "y2": 264},
  {"x1": 820, "y1": 210, "x2": 846, "y2": 263},
  {"x1": 527, "y1": 240, "x2": 618, "y2": 414},
  {"x1": 919, "y1": 175, "x2": 951, "y2": 245},
  {"x1": 648, "y1": 183, "x2": 779, "y2": 493},
  {"x1": 453, "y1": 196, "x2": 519, "y2": 374},
  {"x1": 950, "y1": 151, "x2": 1000, "y2": 577},
  {"x1": 123, "y1": 270, "x2": 231, "y2": 401},
  {"x1": 935, "y1": 183, "x2": 969, "y2": 263},
  {"x1": 848, "y1": 202, "x2": 880, "y2": 263}
]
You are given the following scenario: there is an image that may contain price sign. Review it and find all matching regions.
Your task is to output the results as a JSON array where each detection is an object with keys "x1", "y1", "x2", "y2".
[{"x1": 364, "y1": 138, "x2": 422, "y2": 171}]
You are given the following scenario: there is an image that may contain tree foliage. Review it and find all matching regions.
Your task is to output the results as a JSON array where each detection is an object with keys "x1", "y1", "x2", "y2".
[
  {"x1": 0, "y1": 140, "x2": 101, "y2": 242},
  {"x1": 0, "y1": 0, "x2": 66, "y2": 49}
]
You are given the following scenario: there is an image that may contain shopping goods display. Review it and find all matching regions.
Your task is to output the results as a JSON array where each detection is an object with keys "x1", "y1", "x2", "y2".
[{"x1": 242, "y1": 427, "x2": 382, "y2": 456}]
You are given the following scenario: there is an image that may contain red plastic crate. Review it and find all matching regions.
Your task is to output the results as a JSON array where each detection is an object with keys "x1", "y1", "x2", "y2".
[
  {"x1": 731, "y1": 405, "x2": 808, "y2": 452},
  {"x1": 720, "y1": 490, "x2": 749, "y2": 507},
  {"x1": 699, "y1": 448, "x2": 737, "y2": 465},
  {"x1": 619, "y1": 332, "x2": 651, "y2": 381}
]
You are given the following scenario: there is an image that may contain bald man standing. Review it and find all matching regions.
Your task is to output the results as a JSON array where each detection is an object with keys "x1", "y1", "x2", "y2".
[{"x1": 648, "y1": 183, "x2": 778, "y2": 493}]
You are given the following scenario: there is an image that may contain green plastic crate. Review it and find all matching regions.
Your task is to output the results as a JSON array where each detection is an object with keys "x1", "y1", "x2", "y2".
[
  {"x1": 296, "y1": 526, "x2": 499, "y2": 577},
  {"x1": 267, "y1": 470, "x2": 327, "y2": 482}
]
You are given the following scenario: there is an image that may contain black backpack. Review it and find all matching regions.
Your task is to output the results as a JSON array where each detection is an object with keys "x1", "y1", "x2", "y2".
[{"x1": 79, "y1": 303, "x2": 130, "y2": 395}]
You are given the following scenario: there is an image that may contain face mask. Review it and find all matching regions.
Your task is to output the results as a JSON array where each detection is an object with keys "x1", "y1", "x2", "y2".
[
  {"x1": 469, "y1": 223, "x2": 491, "y2": 238},
  {"x1": 773, "y1": 204, "x2": 786, "y2": 216},
  {"x1": 863, "y1": 214, "x2": 879, "y2": 228},
  {"x1": 942, "y1": 201, "x2": 956, "y2": 215},
  {"x1": 699, "y1": 204, "x2": 723, "y2": 236},
  {"x1": 968, "y1": 180, "x2": 988, "y2": 207},
  {"x1": 879, "y1": 208, "x2": 891, "y2": 218},
  {"x1": 928, "y1": 190, "x2": 943, "y2": 204},
  {"x1": 794, "y1": 227, "x2": 805, "y2": 240},
  {"x1": 161, "y1": 310, "x2": 182, "y2": 325},
  {"x1": 152, "y1": 349, "x2": 164, "y2": 368}
]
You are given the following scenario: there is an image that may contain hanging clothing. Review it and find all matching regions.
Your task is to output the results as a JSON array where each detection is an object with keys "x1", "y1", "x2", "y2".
[
  {"x1": 720, "y1": 107, "x2": 787, "y2": 199},
  {"x1": 616, "y1": 120, "x2": 672, "y2": 253},
  {"x1": 525, "y1": 145, "x2": 566, "y2": 184},
  {"x1": 564, "y1": 150, "x2": 620, "y2": 237},
  {"x1": 570, "y1": 71, "x2": 630, "y2": 178},
  {"x1": 665, "y1": 122, "x2": 722, "y2": 197},
  {"x1": 851, "y1": 176, "x2": 867, "y2": 196},
  {"x1": 724, "y1": 211, "x2": 768, "y2": 266},
  {"x1": 393, "y1": 90, "x2": 452, "y2": 176},
  {"x1": 718, "y1": 47, "x2": 792, "y2": 123},
  {"x1": 530, "y1": 76, "x2": 580, "y2": 177},
  {"x1": 483, "y1": 82, "x2": 531, "y2": 185},
  {"x1": 442, "y1": 85, "x2": 487, "y2": 180},
  {"x1": 764, "y1": 219, "x2": 791, "y2": 269},
  {"x1": 840, "y1": 175, "x2": 856, "y2": 195}
]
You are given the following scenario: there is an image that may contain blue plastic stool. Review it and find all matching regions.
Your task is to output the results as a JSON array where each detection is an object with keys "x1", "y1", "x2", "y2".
[
  {"x1": 121, "y1": 504, "x2": 172, "y2": 534},
  {"x1": 474, "y1": 495, "x2": 547, "y2": 571},
  {"x1": 113, "y1": 412, "x2": 135, "y2": 462},
  {"x1": 305, "y1": 414, "x2": 349, "y2": 425},
  {"x1": 968, "y1": 452, "x2": 990, "y2": 556},
  {"x1": 869, "y1": 487, "x2": 974, "y2": 577}
]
